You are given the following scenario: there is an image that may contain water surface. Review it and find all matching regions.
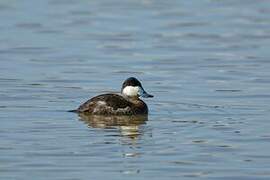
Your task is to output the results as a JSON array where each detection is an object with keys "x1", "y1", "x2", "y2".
[{"x1": 1, "y1": 0, "x2": 270, "y2": 179}]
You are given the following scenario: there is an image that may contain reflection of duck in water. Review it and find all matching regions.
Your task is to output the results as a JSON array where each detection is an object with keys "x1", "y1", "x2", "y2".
[
  {"x1": 70, "y1": 77, "x2": 153, "y2": 115},
  {"x1": 79, "y1": 113, "x2": 148, "y2": 139}
]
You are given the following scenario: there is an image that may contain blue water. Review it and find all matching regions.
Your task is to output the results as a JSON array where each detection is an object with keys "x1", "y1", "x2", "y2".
[{"x1": 1, "y1": 0, "x2": 270, "y2": 179}]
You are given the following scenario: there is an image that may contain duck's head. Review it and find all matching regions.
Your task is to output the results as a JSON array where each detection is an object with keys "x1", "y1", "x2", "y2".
[{"x1": 121, "y1": 77, "x2": 154, "y2": 98}]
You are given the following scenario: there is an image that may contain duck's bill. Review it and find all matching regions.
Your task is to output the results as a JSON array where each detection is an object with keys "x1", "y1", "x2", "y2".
[
  {"x1": 139, "y1": 88, "x2": 154, "y2": 98},
  {"x1": 142, "y1": 93, "x2": 154, "y2": 98}
]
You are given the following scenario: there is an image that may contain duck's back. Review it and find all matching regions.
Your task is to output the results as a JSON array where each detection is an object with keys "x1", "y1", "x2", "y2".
[{"x1": 76, "y1": 93, "x2": 148, "y2": 115}]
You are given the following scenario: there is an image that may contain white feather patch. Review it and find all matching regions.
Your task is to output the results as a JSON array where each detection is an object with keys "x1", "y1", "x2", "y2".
[
  {"x1": 122, "y1": 86, "x2": 141, "y2": 97},
  {"x1": 97, "y1": 101, "x2": 106, "y2": 106}
]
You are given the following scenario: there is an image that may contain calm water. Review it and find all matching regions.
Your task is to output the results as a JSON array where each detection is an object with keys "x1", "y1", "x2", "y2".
[{"x1": 1, "y1": 0, "x2": 270, "y2": 179}]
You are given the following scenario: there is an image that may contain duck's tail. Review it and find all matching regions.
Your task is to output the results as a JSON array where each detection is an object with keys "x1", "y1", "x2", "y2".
[{"x1": 68, "y1": 109, "x2": 78, "y2": 113}]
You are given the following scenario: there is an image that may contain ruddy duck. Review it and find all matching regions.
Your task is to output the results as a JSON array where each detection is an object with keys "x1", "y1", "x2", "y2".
[{"x1": 71, "y1": 77, "x2": 153, "y2": 115}]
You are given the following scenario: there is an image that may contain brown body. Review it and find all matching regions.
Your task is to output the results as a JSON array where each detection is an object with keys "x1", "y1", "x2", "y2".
[{"x1": 76, "y1": 94, "x2": 148, "y2": 115}]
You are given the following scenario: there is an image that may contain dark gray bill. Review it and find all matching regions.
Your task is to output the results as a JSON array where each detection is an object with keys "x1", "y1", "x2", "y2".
[{"x1": 139, "y1": 87, "x2": 154, "y2": 98}]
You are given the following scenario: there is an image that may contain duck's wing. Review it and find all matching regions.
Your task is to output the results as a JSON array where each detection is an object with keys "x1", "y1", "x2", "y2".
[{"x1": 77, "y1": 94, "x2": 132, "y2": 114}]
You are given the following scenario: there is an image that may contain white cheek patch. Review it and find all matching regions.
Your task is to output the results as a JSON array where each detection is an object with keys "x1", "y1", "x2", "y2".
[{"x1": 122, "y1": 86, "x2": 140, "y2": 97}]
